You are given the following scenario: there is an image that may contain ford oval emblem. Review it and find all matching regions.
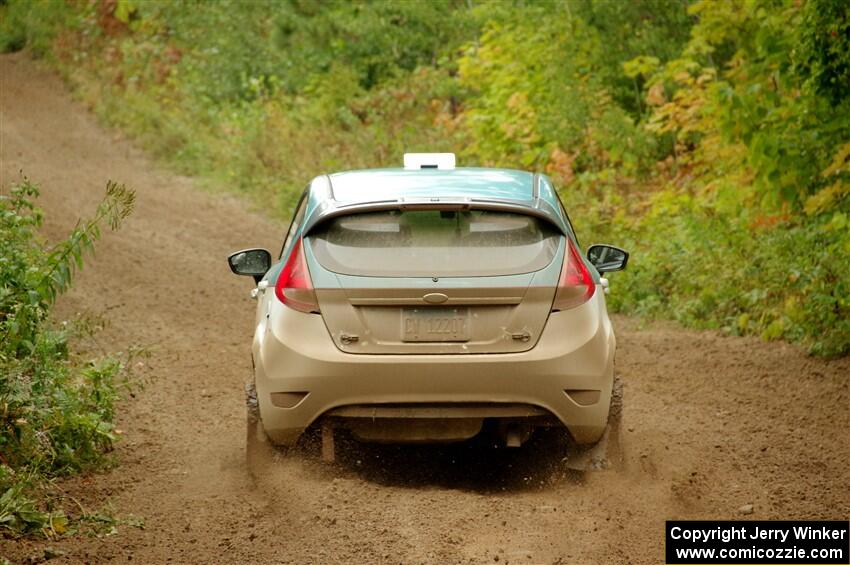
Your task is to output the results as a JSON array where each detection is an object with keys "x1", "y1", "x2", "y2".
[{"x1": 423, "y1": 292, "x2": 449, "y2": 304}]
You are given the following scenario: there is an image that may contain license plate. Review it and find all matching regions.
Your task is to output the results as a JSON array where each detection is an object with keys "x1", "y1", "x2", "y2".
[{"x1": 402, "y1": 307, "x2": 470, "y2": 342}]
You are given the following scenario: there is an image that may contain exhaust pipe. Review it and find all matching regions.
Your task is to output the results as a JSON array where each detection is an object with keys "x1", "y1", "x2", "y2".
[
  {"x1": 505, "y1": 427, "x2": 523, "y2": 448},
  {"x1": 500, "y1": 422, "x2": 531, "y2": 448}
]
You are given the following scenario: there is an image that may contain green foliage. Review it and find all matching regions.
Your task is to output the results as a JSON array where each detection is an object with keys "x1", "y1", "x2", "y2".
[
  {"x1": 1, "y1": 179, "x2": 137, "y2": 536},
  {"x1": 794, "y1": 0, "x2": 850, "y2": 107},
  {"x1": 569, "y1": 0, "x2": 693, "y2": 116},
  {"x1": 592, "y1": 196, "x2": 850, "y2": 357},
  {"x1": 1, "y1": 180, "x2": 135, "y2": 354},
  {"x1": 695, "y1": 0, "x2": 849, "y2": 209},
  {"x1": 457, "y1": 2, "x2": 673, "y2": 173},
  {"x1": 0, "y1": 0, "x2": 77, "y2": 56},
  {"x1": 4, "y1": 0, "x2": 848, "y2": 355},
  {"x1": 270, "y1": 0, "x2": 479, "y2": 91},
  {"x1": 595, "y1": 0, "x2": 850, "y2": 355},
  {"x1": 0, "y1": 472, "x2": 51, "y2": 535}
]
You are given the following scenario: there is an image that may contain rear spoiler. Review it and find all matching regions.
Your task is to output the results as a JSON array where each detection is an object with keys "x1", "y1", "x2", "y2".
[{"x1": 301, "y1": 193, "x2": 569, "y2": 237}]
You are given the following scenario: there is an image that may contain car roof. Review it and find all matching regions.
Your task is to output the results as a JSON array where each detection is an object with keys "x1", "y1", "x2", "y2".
[
  {"x1": 300, "y1": 167, "x2": 570, "y2": 238},
  {"x1": 327, "y1": 168, "x2": 535, "y2": 202}
]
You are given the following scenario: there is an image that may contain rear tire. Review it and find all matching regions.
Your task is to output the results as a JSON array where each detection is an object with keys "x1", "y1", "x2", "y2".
[
  {"x1": 246, "y1": 381, "x2": 275, "y2": 480},
  {"x1": 605, "y1": 374, "x2": 624, "y2": 466},
  {"x1": 564, "y1": 375, "x2": 623, "y2": 471}
]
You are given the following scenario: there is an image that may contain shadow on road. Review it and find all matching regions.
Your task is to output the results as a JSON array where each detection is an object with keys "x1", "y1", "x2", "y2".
[{"x1": 297, "y1": 428, "x2": 590, "y2": 494}]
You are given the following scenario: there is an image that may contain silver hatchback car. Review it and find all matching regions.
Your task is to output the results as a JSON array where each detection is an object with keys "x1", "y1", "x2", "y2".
[{"x1": 228, "y1": 154, "x2": 628, "y2": 462}]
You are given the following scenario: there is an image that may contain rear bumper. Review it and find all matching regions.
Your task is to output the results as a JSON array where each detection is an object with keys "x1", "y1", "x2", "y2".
[{"x1": 253, "y1": 292, "x2": 615, "y2": 446}]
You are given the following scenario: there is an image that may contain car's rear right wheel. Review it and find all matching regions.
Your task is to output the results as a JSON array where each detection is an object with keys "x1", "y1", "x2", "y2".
[{"x1": 564, "y1": 375, "x2": 623, "y2": 470}]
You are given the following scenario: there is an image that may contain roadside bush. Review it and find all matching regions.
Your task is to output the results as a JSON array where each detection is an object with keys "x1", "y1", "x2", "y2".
[
  {"x1": 0, "y1": 0, "x2": 78, "y2": 56},
  {"x1": 0, "y1": 179, "x2": 136, "y2": 536},
  {"x1": 602, "y1": 197, "x2": 850, "y2": 357}
]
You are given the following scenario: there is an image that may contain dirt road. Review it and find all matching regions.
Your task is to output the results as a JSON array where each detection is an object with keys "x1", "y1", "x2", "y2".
[{"x1": 1, "y1": 53, "x2": 848, "y2": 565}]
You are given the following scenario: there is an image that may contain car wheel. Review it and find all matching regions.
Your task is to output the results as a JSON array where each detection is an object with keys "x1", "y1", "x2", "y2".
[
  {"x1": 564, "y1": 375, "x2": 624, "y2": 471},
  {"x1": 605, "y1": 374, "x2": 624, "y2": 466},
  {"x1": 245, "y1": 381, "x2": 275, "y2": 480}
]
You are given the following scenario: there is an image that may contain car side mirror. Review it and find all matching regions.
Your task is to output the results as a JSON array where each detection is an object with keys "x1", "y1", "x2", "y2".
[
  {"x1": 227, "y1": 248, "x2": 272, "y2": 284},
  {"x1": 586, "y1": 244, "x2": 629, "y2": 273}
]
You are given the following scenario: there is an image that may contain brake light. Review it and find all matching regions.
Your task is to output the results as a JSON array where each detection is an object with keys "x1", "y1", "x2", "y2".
[
  {"x1": 275, "y1": 239, "x2": 320, "y2": 313},
  {"x1": 551, "y1": 239, "x2": 596, "y2": 311}
]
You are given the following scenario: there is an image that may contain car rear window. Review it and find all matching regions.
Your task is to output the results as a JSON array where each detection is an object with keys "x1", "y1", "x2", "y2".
[{"x1": 308, "y1": 209, "x2": 561, "y2": 277}]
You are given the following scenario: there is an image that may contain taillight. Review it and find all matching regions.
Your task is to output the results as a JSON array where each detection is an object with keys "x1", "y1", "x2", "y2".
[
  {"x1": 551, "y1": 238, "x2": 596, "y2": 312},
  {"x1": 275, "y1": 239, "x2": 320, "y2": 313}
]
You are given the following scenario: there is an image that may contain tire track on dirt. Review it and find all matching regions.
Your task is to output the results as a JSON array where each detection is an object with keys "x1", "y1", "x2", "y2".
[{"x1": 1, "y1": 53, "x2": 848, "y2": 564}]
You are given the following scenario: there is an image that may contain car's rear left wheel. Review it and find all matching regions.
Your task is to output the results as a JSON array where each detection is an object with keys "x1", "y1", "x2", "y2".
[{"x1": 245, "y1": 381, "x2": 277, "y2": 479}]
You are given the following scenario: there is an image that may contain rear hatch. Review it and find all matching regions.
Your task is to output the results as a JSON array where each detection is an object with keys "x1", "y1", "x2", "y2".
[{"x1": 306, "y1": 208, "x2": 563, "y2": 354}]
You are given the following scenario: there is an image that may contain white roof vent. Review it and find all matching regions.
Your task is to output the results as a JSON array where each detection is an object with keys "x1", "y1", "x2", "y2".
[{"x1": 403, "y1": 153, "x2": 456, "y2": 170}]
